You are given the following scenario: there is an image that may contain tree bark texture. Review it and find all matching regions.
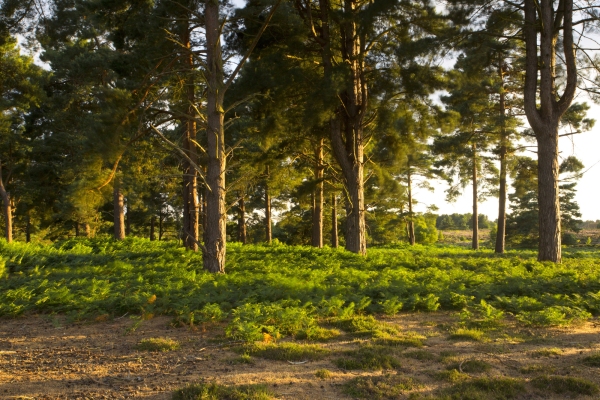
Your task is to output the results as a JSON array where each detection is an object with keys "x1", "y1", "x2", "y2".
[
  {"x1": 113, "y1": 181, "x2": 126, "y2": 240},
  {"x1": 331, "y1": 193, "x2": 338, "y2": 248},
  {"x1": 330, "y1": 0, "x2": 367, "y2": 255},
  {"x1": 0, "y1": 161, "x2": 12, "y2": 243},
  {"x1": 83, "y1": 223, "x2": 91, "y2": 238},
  {"x1": 472, "y1": 143, "x2": 479, "y2": 250},
  {"x1": 523, "y1": 0, "x2": 576, "y2": 262},
  {"x1": 181, "y1": 23, "x2": 199, "y2": 252},
  {"x1": 311, "y1": 138, "x2": 324, "y2": 248},
  {"x1": 238, "y1": 194, "x2": 247, "y2": 244},
  {"x1": 159, "y1": 208, "x2": 164, "y2": 241},
  {"x1": 0, "y1": 188, "x2": 12, "y2": 243},
  {"x1": 26, "y1": 213, "x2": 31, "y2": 243},
  {"x1": 407, "y1": 167, "x2": 415, "y2": 246},
  {"x1": 203, "y1": 0, "x2": 226, "y2": 273},
  {"x1": 305, "y1": 0, "x2": 366, "y2": 255},
  {"x1": 264, "y1": 166, "x2": 272, "y2": 244},
  {"x1": 495, "y1": 69, "x2": 507, "y2": 253},
  {"x1": 150, "y1": 216, "x2": 156, "y2": 241}
]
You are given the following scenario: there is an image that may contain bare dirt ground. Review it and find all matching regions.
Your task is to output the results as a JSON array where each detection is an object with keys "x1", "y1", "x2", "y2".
[{"x1": 1, "y1": 313, "x2": 600, "y2": 399}]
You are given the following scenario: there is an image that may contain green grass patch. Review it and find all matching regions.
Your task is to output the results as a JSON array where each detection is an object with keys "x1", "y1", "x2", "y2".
[
  {"x1": 434, "y1": 369, "x2": 470, "y2": 383},
  {"x1": 445, "y1": 377, "x2": 526, "y2": 400},
  {"x1": 335, "y1": 344, "x2": 402, "y2": 370},
  {"x1": 529, "y1": 347, "x2": 562, "y2": 358},
  {"x1": 172, "y1": 382, "x2": 273, "y2": 400},
  {"x1": 403, "y1": 349, "x2": 436, "y2": 361},
  {"x1": 582, "y1": 352, "x2": 600, "y2": 367},
  {"x1": 518, "y1": 364, "x2": 556, "y2": 374},
  {"x1": 315, "y1": 369, "x2": 332, "y2": 379},
  {"x1": 373, "y1": 335, "x2": 424, "y2": 348},
  {"x1": 295, "y1": 326, "x2": 341, "y2": 341},
  {"x1": 238, "y1": 342, "x2": 329, "y2": 362},
  {"x1": 344, "y1": 375, "x2": 420, "y2": 399},
  {"x1": 331, "y1": 315, "x2": 399, "y2": 337},
  {"x1": 446, "y1": 359, "x2": 491, "y2": 373},
  {"x1": 136, "y1": 337, "x2": 180, "y2": 352},
  {"x1": 448, "y1": 328, "x2": 485, "y2": 341},
  {"x1": 531, "y1": 375, "x2": 599, "y2": 396},
  {"x1": 516, "y1": 306, "x2": 592, "y2": 327}
]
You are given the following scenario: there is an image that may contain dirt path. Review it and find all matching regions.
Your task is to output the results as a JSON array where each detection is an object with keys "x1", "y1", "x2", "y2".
[{"x1": 1, "y1": 313, "x2": 600, "y2": 399}]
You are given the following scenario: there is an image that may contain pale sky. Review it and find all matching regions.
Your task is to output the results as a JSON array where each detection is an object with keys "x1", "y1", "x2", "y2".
[{"x1": 414, "y1": 102, "x2": 600, "y2": 221}]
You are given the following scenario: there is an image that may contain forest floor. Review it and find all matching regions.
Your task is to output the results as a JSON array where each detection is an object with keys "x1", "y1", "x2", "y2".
[{"x1": 2, "y1": 312, "x2": 600, "y2": 400}]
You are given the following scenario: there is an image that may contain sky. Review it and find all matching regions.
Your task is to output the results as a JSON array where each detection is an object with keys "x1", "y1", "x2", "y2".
[{"x1": 413, "y1": 101, "x2": 600, "y2": 221}]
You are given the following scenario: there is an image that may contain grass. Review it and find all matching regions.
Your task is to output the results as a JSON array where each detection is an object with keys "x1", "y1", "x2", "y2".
[
  {"x1": 529, "y1": 347, "x2": 562, "y2": 358},
  {"x1": 335, "y1": 344, "x2": 402, "y2": 370},
  {"x1": 172, "y1": 382, "x2": 273, "y2": 400},
  {"x1": 238, "y1": 342, "x2": 329, "y2": 362},
  {"x1": 373, "y1": 335, "x2": 424, "y2": 348},
  {"x1": 446, "y1": 359, "x2": 491, "y2": 373},
  {"x1": 136, "y1": 337, "x2": 180, "y2": 352},
  {"x1": 444, "y1": 377, "x2": 526, "y2": 400},
  {"x1": 315, "y1": 369, "x2": 332, "y2": 379},
  {"x1": 448, "y1": 328, "x2": 485, "y2": 341},
  {"x1": 582, "y1": 352, "x2": 600, "y2": 367},
  {"x1": 344, "y1": 375, "x2": 421, "y2": 399},
  {"x1": 331, "y1": 315, "x2": 399, "y2": 337},
  {"x1": 403, "y1": 349, "x2": 436, "y2": 361},
  {"x1": 295, "y1": 326, "x2": 341, "y2": 341},
  {"x1": 434, "y1": 369, "x2": 470, "y2": 383},
  {"x1": 518, "y1": 364, "x2": 556, "y2": 374},
  {"x1": 531, "y1": 375, "x2": 599, "y2": 396}
]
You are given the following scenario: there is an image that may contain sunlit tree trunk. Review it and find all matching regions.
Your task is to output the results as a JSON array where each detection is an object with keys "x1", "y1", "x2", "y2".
[
  {"x1": 264, "y1": 166, "x2": 272, "y2": 244},
  {"x1": 181, "y1": 22, "x2": 199, "y2": 251},
  {"x1": 203, "y1": 0, "x2": 227, "y2": 272},
  {"x1": 523, "y1": 0, "x2": 576, "y2": 263},
  {"x1": 331, "y1": 193, "x2": 338, "y2": 248},
  {"x1": 472, "y1": 143, "x2": 479, "y2": 250},
  {"x1": 238, "y1": 193, "x2": 247, "y2": 244},
  {"x1": 312, "y1": 138, "x2": 324, "y2": 247},
  {"x1": 113, "y1": 180, "x2": 125, "y2": 240},
  {"x1": 407, "y1": 166, "x2": 415, "y2": 246},
  {"x1": 495, "y1": 68, "x2": 507, "y2": 253}
]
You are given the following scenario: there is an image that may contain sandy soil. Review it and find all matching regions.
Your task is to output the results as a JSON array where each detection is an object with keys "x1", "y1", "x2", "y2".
[{"x1": 1, "y1": 313, "x2": 600, "y2": 399}]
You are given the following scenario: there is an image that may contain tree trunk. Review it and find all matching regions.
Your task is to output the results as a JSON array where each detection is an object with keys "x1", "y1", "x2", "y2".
[
  {"x1": 329, "y1": 0, "x2": 367, "y2": 255},
  {"x1": 113, "y1": 181, "x2": 125, "y2": 240},
  {"x1": 159, "y1": 207, "x2": 163, "y2": 241},
  {"x1": 495, "y1": 70, "x2": 507, "y2": 253},
  {"x1": 331, "y1": 193, "x2": 338, "y2": 248},
  {"x1": 312, "y1": 0, "x2": 366, "y2": 255},
  {"x1": 125, "y1": 208, "x2": 131, "y2": 236},
  {"x1": 26, "y1": 212, "x2": 31, "y2": 243},
  {"x1": 264, "y1": 166, "x2": 272, "y2": 244},
  {"x1": 0, "y1": 189, "x2": 12, "y2": 243},
  {"x1": 203, "y1": 0, "x2": 226, "y2": 273},
  {"x1": 181, "y1": 23, "x2": 199, "y2": 252},
  {"x1": 407, "y1": 167, "x2": 415, "y2": 246},
  {"x1": 537, "y1": 132, "x2": 561, "y2": 262},
  {"x1": 0, "y1": 163, "x2": 12, "y2": 243},
  {"x1": 523, "y1": 0, "x2": 576, "y2": 263},
  {"x1": 75, "y1": 222, "x2": 79, "y2": 237},
  {"x1": 150, "y1": 216, "x2": 156, "y2": 241},
  {"x1": 238, "y1": 193, "x2": 247, "y2": 244},
  {"x1": 472, "y1": 143, "x2": 479, "y2": 250},
  {"x1": 83, "y1": 223, "x2": 91, "y2": 238},
  {"x1": 312, "y1": 138, "x2": 324, "y2": 247}
]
